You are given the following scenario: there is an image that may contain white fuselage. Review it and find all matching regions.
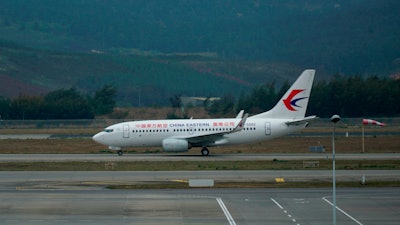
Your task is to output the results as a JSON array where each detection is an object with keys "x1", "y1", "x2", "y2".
[{"x1": 93, "y1": 117, "x2": 306, "y2": 149}]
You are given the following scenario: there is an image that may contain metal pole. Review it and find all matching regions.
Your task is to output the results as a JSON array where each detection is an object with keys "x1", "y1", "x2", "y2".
[
  {"x1": 330, "y1": 114, "x2": 340, "y2": 225},
  {"x1": 332, "y1": 122, "x2": 336, "y2": 225}
]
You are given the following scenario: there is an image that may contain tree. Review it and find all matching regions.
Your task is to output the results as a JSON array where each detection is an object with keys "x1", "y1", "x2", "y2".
[
  {"x1": 237, "y1": 81, "x2": 278, "y2": 114},
  {"x1": 93, "y1": 85, "x2": 116, "y2": 115},
  {"x1": 44, "y1": 88, "x2": 94, "y2": 119},
  {"x1": 9, "y1": 95, "x2": 43, "y2": 120},
  {"x1": 169, "y1": 94, "x2": 182, "y2": 109},
  {"x1": 207, "y1": 94, "x2": 235, "y2": 116},
  {"x1": 0, "y1": 96, "x2": 10, "y2": 119}
]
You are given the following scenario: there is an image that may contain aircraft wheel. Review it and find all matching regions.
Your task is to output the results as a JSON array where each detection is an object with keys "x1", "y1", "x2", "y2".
[
  {"x1": 117, "y1": 150, "x2": 123, "y2": 156},
  {"x1": 201, "y1": 147, "x2": 209, "y2": 156}
]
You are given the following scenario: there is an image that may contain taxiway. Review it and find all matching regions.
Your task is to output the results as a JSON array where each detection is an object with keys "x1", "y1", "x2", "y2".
[{"x1": 0, "y1": 187, "x2": 398, "y2": 225}]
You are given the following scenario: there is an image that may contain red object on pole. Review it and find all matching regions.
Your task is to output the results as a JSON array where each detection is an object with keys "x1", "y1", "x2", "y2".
[{"x1": 362, "y1": 119, "x2": 385, "y2": 126}]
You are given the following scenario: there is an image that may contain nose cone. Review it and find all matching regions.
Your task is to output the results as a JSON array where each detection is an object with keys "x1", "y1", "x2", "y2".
[{"x1": 92, "y1": 132, "x2": 105, "y2": 145}]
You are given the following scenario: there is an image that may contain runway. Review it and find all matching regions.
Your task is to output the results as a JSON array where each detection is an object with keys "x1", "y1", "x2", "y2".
[
  {"x1": 1, "y1": 153, "x2": 400, "y2": 162},
  {"x1": 1, "y1": 153, "x2": 399, "y2": 224},
  {"x1": 1, "y1": 187, "x2": 399, "y2": 224}
]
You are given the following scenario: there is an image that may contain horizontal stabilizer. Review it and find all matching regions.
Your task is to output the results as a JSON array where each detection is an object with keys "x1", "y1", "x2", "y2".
[{"x1": 285, "y1": 115, "x2": 317, "y2": 125}]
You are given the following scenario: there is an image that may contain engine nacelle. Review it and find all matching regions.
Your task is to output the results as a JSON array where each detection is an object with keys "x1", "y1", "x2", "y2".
[{"x1": 162, "y1": 138, "x2": 189, "y2": 152}]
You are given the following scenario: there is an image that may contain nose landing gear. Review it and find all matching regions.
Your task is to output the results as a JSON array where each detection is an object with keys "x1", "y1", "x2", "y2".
[{"x1": 108, "y1": 146, "x2": 123, "y2": 156}]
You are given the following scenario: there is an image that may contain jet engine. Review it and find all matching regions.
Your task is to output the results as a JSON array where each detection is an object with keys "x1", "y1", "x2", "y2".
[{"x1": 162, "y1": 138, "x2": 189, "y2": 152}]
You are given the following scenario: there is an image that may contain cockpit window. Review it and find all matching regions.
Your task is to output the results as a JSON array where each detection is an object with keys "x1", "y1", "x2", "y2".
[{"x1": 104, "y1": 129, "x2": 114, "y2": 133}]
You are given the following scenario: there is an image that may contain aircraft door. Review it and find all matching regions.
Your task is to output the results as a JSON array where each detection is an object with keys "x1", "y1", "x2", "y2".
[
  {"x1": 265, "y1": 122, "x2": 271, "y2": 135},
  {"x1": 123, "y1": 124, "x2": 130, "y2": 138}
]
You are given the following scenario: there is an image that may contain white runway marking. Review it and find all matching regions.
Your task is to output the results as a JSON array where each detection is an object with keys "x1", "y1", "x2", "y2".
[
  {"x1": 271, "y1": 198, "x2": 284, "y2": 209},
  {"x1": 216, "y1": 197, "x2": 237, "y2": 225},
  {"x1": 271, "y1": 198, "x2": 301, "y2": 225},
  {"x1": 322, "y1": 196, "x2": 363, "y2": 225}
]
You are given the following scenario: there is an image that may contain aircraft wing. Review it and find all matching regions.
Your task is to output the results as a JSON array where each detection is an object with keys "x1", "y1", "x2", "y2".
[
  {"x1": 176, "y1": 113, "x2": 248, "y2": 146},
  {"x1": 285, "y1": 115, "x2": 317, "y2": 125}
]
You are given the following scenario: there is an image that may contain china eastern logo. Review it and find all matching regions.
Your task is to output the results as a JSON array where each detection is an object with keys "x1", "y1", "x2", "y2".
[{"x1": 283, "y1": 89, "x2": 308, "y2": 111}]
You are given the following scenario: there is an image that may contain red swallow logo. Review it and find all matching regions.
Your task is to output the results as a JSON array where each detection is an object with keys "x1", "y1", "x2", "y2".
[{"x1": 283, "y1": 89, "x2": 307, "y2": 111}]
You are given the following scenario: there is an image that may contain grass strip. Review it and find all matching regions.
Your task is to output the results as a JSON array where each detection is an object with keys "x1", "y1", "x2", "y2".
[
  {"x1": 106, "y1": 181, "x2": 400, "y2": 189},
  {"x1": 1, "y1": 160, "x2": 399, "y2": 171}
]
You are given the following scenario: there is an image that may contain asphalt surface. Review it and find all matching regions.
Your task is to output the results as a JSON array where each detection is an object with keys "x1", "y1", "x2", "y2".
[
  {"x1": 1, "y1": 153, "x2": 399, "y2": 224},
  {"x1": 0, "y1": 170, "x2": 399, "y2": 224},
  {"x1": 1, "y1": 153, "x2": 400, "y2": 162},
  {"x1": 0, "y1": 187, "x2": 399, "y2": 225}
]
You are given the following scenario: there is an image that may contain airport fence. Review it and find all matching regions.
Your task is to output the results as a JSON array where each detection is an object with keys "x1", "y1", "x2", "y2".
[{"x1": 0, "y1": 119, "x2": 127, "y2": 129}]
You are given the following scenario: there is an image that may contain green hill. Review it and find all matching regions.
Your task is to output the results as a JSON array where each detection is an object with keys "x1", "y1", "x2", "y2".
[
  {"x1": 0, "y1": 1, "x2": 399, "y2": 75},
  {"x1": 0, "y1": 42, "x2": 303, "y2": 106},
  {"x1": 2, "y1": 1, "x2": 399, "y2": 105}
]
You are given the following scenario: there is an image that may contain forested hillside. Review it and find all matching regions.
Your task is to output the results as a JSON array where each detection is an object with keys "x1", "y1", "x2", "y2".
[
  {"x1": 0, "y1": 41, "x2": 302, "y2": 105},
  {"x1": 1, "y1": 1, "x2": 399, "y2": 116},
  {"x1": 0, "y1": 0, "x2": 399, "y2": 75}
]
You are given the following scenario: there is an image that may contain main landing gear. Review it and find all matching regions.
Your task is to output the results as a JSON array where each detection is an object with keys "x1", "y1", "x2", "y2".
[{"x1": 201, "y1": 147, "x2": 209, "y2": 156}]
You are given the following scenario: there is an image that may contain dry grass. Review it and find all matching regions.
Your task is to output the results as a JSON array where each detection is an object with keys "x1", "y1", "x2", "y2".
[
  {"x1": 1, "y1": 160, "x2": 399, "y2": 171},
  {"x1": 0, "y1": 139, "x2": 102, "y2": 154},
  {"x1": 0, "y1": 135, "x2": 398, "y2": 154},
  {"x1": 107, "y1": 107, "x2": 212, "y2": 120},
  {"x1": 106, "y1": 181, "x2": 400, "y2": 189},
  {"x1": 0, "y1": 128, "x2": 99, "y2": 135}
]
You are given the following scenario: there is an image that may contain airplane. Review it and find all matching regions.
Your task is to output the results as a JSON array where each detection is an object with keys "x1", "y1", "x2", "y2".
[{"x1": 93, "y1": 69, "x2": 316, "y2": 156}]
